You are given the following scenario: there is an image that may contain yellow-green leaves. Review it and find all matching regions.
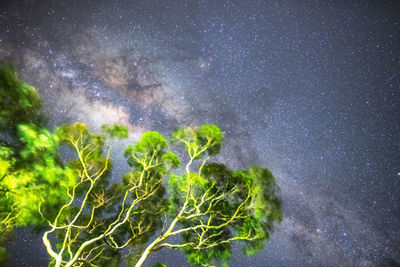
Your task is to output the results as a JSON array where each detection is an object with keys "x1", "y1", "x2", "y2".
[
  {"x1": 0, "y1": 64, "x2": 41, "y2": 132},
  {"x1": 125, "y1": 131, "x2": 166, "y2": 157},
  {"x1": 0, "y1": 146, "x2": 13, "y2": 160},
  {"x1": 56, "y1": 122, "x2": 89, "y2": 142},
  {"x1": 248, "y1": 166, "x2": 282, "y2": 221},
  {"x1": 168, "y1": 173, "x2": 207, "y2": 194},
  {"x1": 18, "y1": 124, "x2": 59, "y2": 160},
  {"x1": 0, "y1": 146, "x2": 14, "y2": 179},
  {"x1": 161, "y1": 151, "x2": 181, "y2": 169},
  {"x1": 172, "y1": 124, "x2": 225, "y2": 157},
  {"x1": 167, "y1": 159, "x2": 282, "y2": 265},
  {"x1": 0, "y1": 64, "x2": 43, "y2": 262},
  {"x1": 16, "y1": 123, "x2": 74, "y2": 188},
  {"x1": 196, "y1": 124, "x2": 224, "y2": 155},
  {"x1": 124, "y1": 131, "x2": 173, "y2": 171},
  {"x1": 101, "y1": 124, "x2": 128, "y2": 139},
  {"x1": 134, "y1": 131, "x2": 167, "y2": 151},
  {"x1": 56, "y1": 123, "x2": 107, "y2": 163}
]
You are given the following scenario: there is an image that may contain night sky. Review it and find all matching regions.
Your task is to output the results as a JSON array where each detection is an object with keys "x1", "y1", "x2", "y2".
[{"x1": 1, "y1": 1, "x2": 400, "y2": 266}]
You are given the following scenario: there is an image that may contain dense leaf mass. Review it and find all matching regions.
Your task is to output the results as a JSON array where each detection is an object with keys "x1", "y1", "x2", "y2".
[{"x1": 0, "y1": 64, "x2": 41, "y2": 134}]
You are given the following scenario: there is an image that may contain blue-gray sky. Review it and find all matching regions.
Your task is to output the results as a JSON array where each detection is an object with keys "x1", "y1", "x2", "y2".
[{"x1": 1, "y1": 0, "x2": 399, "y2": 266}]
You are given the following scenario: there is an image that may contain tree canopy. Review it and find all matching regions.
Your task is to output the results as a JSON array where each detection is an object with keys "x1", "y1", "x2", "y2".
[{"x1": 0, "y1": 64, "x2": 282, "y2": 267}]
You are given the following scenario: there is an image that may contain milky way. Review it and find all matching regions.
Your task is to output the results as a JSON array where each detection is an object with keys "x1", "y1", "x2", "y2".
[{"x1": 1, "y1": 1, "x2": 399, "y2": 266}]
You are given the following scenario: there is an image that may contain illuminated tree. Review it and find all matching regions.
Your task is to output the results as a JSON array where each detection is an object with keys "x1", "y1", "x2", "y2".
[
  {"x1": 0, "y1": 65, "x2": 282, "y2": 267},
  {"x1": 132, "y1": 125, "x2": 282, "y2": 267},
  {"x1": 38, "y1": 124, "x2": 281, "y2": 267},
  {"x1": 40, "y1": 122, "x2": 178, "y2": 267},
  {"x1": 0, "y1": 64, "x2": 69, "y2": 263}
]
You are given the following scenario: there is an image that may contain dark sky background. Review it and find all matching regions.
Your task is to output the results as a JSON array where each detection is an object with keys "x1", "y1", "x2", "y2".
[{"x1": 1, "y1": 0, "x2": 400, "y2": 266}]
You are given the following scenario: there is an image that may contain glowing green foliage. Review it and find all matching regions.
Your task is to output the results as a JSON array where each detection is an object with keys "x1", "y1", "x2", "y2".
[
  {"x1": 56, "y1": 122, "x2": 107, "y2": 173},
  {"x1": 0, "y1": 146, "x2": 15, "y2": 230},
  {"x1": 172, "y1": 124, "x2": 224, "y2": 157},
  {"x1": 101, "y1": 124, "x2": 129, "y2": 139},
  {"x1": 0, "y1": 126, "x2": 74, "y2": 227},
  {"x1": 196, "y1": 124, "x2": 224, "y2": 155},
  {"x1": 165, "y1": 162, "x2": 282, "y2": 266},
  {"x1": 0, "y1": 64, "x2": 41, "y2": 133},
  {"x1": 56, "y1": 122, "x2": 89, "y2": 141},
  {"x1": 129, "y1": 125, "x2": 281, "y2": 267},
  {"x1": 18, "y1": 124, "x2": 58, "y2": 159},
  {"x1": 128, "y1": 131, "x2": 167, "y2": 152},
  {"x1": 0, "y1": 66, "x2": 73, "y2": 264},
  {"x1": 0, "y1": 146, "x2": 14, "y2": 179},
  {"x1": 124, "y1": 131, "x2": 170, "y2": 170}
]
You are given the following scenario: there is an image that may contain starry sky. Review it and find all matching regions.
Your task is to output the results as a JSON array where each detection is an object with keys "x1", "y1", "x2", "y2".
[{"x1": 1, "y1": 0, "x2": 400, "y2": 266}]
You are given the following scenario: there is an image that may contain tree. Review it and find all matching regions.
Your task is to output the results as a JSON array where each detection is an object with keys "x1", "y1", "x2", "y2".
[
  {"x1": 133, "y1": 125, "x2": 282, "y2": 266},
  {"x1": 40, "y1": 122, "x2": 171, "y2": 267},
  {"x1": 0, "y1": 64, "x2": 282, "y2": 267},
  {"x1": 0, "y1": 64, "x2": 70, "y2": 263}
]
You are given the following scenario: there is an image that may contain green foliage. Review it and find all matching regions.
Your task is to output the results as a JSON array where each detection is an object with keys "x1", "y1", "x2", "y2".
[
  {"x1": 0, "y1": 65, "x2": 71, "y2": 263},
  {"x1": 56, "y1": 122, "x2": 89, "y2": 142},
  {"x1": 161, "y1": 151, "x2": 181, "y2": 169},
  {"x1": 125, "y1": 131, "x2": 167, "y2": 156},
  {"x1": 166, "y1": 150, "x2": 282, "y2": 266},
  {"x1": 38, "y1": 123, "x2": 179, "y2": 267},
  {"x1": 171, "y1": 125, "x2": 224, "y2": 157},
  {"x1": 56, "y1": 122, "x2": 110, "y2": 179},
  {"x1": 101, "y1": 124, "x2": 129, "y2": 139},
  {"x1": 56, "y1": 122, "x2": 106, "y2": 158},
  {"x1": 0, "y1": 125, "x2": 75, "y2": 227},
  {"x1": 123, "y1": 131, "x2": 178, "y2": 175},
  {"x1": 0, "y1": 146, "x2": 14, "y2": 179},
  {"x1": 0, "y1": 146, "x2": 16, "y2": 240},
  {"x1": 0, "y1": 64, "x2": 41, "y2": 134},
  {"x1": 18, "y1": 124, "x2": 58, "y2": 161}
]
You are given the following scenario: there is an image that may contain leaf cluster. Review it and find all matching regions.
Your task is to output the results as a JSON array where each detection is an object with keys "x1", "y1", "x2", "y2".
[{"x1": 0, "y1": 64, "x2": 41, "y2": 135}]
